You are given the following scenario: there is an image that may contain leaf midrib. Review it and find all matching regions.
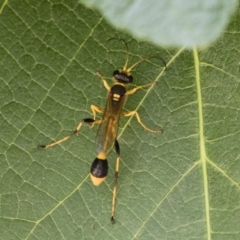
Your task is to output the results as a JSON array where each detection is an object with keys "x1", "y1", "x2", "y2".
[{"x1": 194, "y1": 48, "x2": 211, "y2": 240}]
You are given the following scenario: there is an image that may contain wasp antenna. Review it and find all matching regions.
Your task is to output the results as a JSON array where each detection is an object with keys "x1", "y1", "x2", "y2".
[
  {"x1": 127, "y1": 57, "x2": 151, "y2": 72},
  {"x1": 127, "y1": 55, "x2": 167, "y2": 73},
  {"x1": 148, "y1": 56, "x2": 167, "y2": 70},
  {"x1": 108, "y1": 38, "x2": 130, "y2": 71}
]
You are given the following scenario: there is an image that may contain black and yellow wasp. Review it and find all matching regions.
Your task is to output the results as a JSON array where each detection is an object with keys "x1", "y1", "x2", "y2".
[{"x1": 38, "y1": 39, "x2": 166, "y2": 224}]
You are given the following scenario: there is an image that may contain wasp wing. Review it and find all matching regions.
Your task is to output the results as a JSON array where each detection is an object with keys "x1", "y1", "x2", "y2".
[{"x1": 96, "y1": 91, "x2": 127, "y2": 155}]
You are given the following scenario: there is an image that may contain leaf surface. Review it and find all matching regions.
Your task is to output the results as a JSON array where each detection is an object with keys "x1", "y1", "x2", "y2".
[{"x1": 0, "y1": 1, "x2": 240, "y2": 240}]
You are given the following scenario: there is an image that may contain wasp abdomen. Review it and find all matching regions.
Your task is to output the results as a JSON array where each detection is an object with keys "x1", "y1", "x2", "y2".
[{"x1": 90, "y1": 154, "x2": 108, "y2": 186}]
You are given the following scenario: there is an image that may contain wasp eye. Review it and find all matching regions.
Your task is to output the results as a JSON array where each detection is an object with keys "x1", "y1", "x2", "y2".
[
  {"x1": 113, "y1": 70, "x2": 119, "y2": 77},
  {"x1": 128, "y1": 75, "x2": 133, "y2": 83}
]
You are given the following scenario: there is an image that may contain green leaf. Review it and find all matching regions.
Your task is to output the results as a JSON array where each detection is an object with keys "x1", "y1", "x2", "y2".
[
  {"x1": 0, "y1": 1, "x2": 240, "y2": 240},
  {"x1": 81, "y1": 0, "x2": 238, "y2": 47}
]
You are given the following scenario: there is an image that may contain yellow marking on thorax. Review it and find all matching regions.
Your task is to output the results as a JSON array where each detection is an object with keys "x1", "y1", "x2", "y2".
[
  {"x1": 113, "y1": 93, "x2": 120, "y2": 101},
  {"x1": 112, "y1": 81, "x2": 126, "y2": 87}
]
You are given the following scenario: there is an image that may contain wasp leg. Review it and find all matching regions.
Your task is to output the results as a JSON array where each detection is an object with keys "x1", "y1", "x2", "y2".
[
  {"x1": 37, "y1": 118, "x2": 102, "y2": 149},
  {"x1": 126, "y1": 82, "x2": 155, "y2": 95},
  {"x1": 96, "y1": 72, "x2": 111, "y2": 91},
  {"x1": 122, "y1": 111, "x2": 162, "y2": 133},
  {"x1": 91, "y1": 104, "x2": 104, "y2": 121},
  {"x1": 111, "y1": 139, "x2": 120, "y2": 224},
  {"x1": 38, "y1": 102, "x2": 106, "y2": 149}
]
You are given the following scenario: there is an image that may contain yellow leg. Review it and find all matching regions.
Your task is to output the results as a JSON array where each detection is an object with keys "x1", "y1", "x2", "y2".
[
  {"x1": 38, "y1": 104, "x2": 104, "y2": 149},
  {"x1": 96, "y1": 72, "x2": 111, "y2": 91},
  {"x1": 91, "y1": 104, "x2": 104, "y2": 120},
  {"x1": 126, "y1": 82, "x2": 155, "y2": 95},
  {"x1": 38, "y1": 121, "x2": 83, "y2": 149},
  {"x1": 122, "y1": 111, "x2": 162, "y2": 133},
  {"x1": 38, "y1": 118, "x2": 102, "y2": 149},
  {"x1": 111, "y1": 156, "x2": 120, "y2": 224},
  {"x1": 111, "y1": 140, "x2": 120, "y2": 224}
]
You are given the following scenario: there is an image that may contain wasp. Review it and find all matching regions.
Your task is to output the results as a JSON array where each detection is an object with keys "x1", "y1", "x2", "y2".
[{"x1": 38, "y1": 38, "x2": 166, "y2": 224}]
